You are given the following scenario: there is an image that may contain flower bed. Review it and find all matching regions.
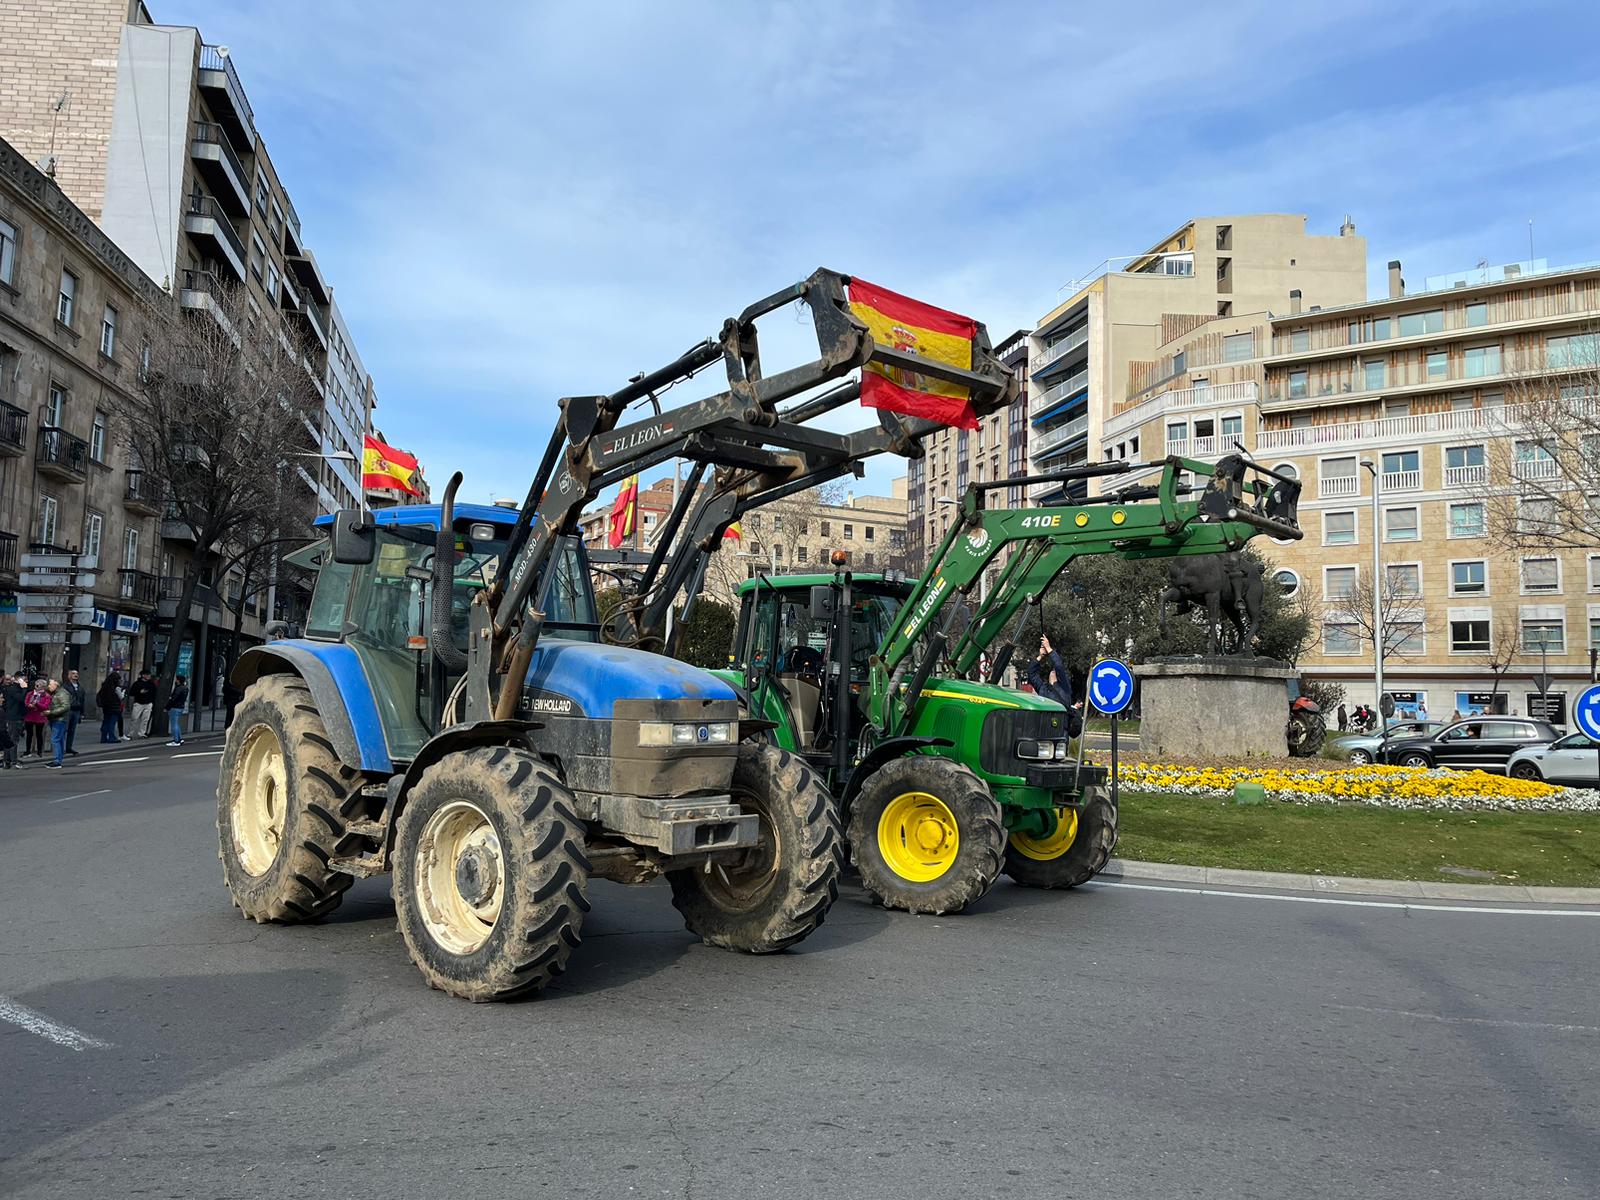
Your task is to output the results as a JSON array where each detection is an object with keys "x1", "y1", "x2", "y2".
[{"x1": 1116, "y1": 761, "x2": 1600, "y2": 812}]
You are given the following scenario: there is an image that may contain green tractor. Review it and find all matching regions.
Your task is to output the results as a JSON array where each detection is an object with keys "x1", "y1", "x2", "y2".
[{"x1": 711, "y1": 455, "x2": 1302, "y2": 914}]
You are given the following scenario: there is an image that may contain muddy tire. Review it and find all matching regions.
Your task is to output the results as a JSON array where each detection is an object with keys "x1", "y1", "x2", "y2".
[
  {"x1": 1003, "y1": 786, "x2": 1118, "y2": 889},
  {"x1": 392, "y1": 746, "x2": 590, "y2": 1002},
  {"x1": 667, "y1": 742, "x2": 841, "y2": 953},
  {"x1": 847, "y1": 755, "x2": 1005, "y2": 915},
  {"x1": 217, "y1": 675, "x2": 366, "y2": 923}
]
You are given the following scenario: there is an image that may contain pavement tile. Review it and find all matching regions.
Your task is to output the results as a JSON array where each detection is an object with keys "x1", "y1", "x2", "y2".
[
  {"x1": 1416, "y1": 881, "x2": 1534, "y2": 902},
  {"x1": 1205, "y1": 868, "x2": 1316, "y2": 891}
]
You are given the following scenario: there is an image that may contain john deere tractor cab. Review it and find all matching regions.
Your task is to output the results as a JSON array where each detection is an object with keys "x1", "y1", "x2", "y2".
[
  {"x1": 715, "y1": 454, "x2": 1302, "y2": 915},
  {"x1": 217, "y1": 268, "x2": 1015, "y2": 1001}
]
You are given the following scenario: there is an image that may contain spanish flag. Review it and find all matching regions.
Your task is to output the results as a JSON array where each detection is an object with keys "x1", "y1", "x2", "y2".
[
  {"x1": 848, "y1": 278, "x2": 979, "y2": 430},
  {"x1": 723, "y1": 520, "x2": 742, "y2": 542},
  {"x1": 608, "y1": 475, "x2": 640, "y2": 549},
  {"x1": 362, "y1": 434, "x2": 422, "y2": 496}
]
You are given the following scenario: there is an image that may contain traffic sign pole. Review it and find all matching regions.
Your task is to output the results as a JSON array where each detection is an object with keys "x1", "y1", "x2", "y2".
[
  {"x1": 1574, "y1": 685, "x2": 1600, "y2": 789},
  {"x1": 1087, "y1": 658, "x2": 1135, "y2": 812}
]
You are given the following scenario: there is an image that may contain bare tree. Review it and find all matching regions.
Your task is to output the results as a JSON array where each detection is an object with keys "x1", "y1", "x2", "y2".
[
  {"x1": 1469, "y1": 612, "x2": 1521, "y2": 713},
  {"x1": 1473, "y1": 330, "x2": 1600, "y2": 550},
  {"x1": 126, "y1": 279, "x2": 320, "y2": 706},
  {"x1": 1324, "y1": 568, "x2": 1435, "y2": 660}
]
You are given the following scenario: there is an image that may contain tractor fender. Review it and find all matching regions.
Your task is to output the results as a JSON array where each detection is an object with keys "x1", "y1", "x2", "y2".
[
  {"x1": 231, "y1": 642, "x2": 393, "y2": 774},
  {"x1": 839, "y1": 735, "x2": 953, "y2": 821}
]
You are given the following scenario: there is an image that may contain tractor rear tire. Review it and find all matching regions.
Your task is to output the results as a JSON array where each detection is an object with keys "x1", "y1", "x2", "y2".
[
  {"x1": 848, "y1": 755, "x2": 1005, "y2": 915},
  {"x1": 1003, "y1": 786, "x2": 1118, "y2": 890},
  {"x1": 667, "y1": 742, "x2": 842, "y2": 953},
  {"x1": 217, "y1": 675, "x2": 366, "y2": 923},
  {"x1": 392, "y1": 746, "x2": 590, "y2": 1002}
]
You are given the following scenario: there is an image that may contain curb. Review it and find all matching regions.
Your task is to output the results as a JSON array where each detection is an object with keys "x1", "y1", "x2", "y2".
[
  {"x1": 7, "y1": 728, "x2": 227, "y2": 767},
  {"x1": 1099, "y1": 857, "x2": 1600, "y2": 906}
]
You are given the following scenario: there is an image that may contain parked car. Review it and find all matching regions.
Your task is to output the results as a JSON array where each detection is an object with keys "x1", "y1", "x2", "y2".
[
  {"x1": 1506, "y1": 733, "x2": 1599, "y2": 785},
  {"x1": 1329, "y1": 720, "x2": 1447, "y2": 765},
  {"x1": 1379, "y1": 717, "x2": 1561, "y2": 773}
]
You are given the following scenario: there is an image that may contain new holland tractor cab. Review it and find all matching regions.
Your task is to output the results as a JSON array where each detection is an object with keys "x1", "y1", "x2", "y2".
[
  {"x1": 712, "y1": 455, "x2": 1302, "y2": 915},
  {"x1": 216, "y1": 268, "x2": 1016, "y2": 1001}
]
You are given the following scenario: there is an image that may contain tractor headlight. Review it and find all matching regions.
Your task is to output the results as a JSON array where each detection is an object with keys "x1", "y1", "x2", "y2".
[
  {"x1": 1017, "y1": 738, "x2": 1070, "y2": 761},
  {"x1": 639, "y1": 721, "x2": 735, "y2": 747}
]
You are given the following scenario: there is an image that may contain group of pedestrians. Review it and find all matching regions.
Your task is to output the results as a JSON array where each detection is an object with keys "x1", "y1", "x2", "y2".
[{"x1": 1, "y1": 666, "x2": 187, "y2": 769}]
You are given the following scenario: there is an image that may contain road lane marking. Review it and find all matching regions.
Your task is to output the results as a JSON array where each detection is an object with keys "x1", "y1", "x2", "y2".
[
  {"x1": 75, "y1": 757, "x2": 149, "y2": 766},
  {"x1": 1086, "y1": 878, "x2": 1600, "y2": 917},
  {"x1": 1324, "y1": 1002, "x2": 1600, "y2": 1035},
  {"x1": 0, "y1": 996, "x2": 112, "y2": 1051},
  {"x1": 47, "y1": 789, "x2": 112, "y2": 805},
  {"x1": 172, "y1": 751, "x2": 224, "y2": 759}
]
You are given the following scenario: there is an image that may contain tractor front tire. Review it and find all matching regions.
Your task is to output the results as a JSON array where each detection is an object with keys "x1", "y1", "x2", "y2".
[
  {"x1": 392, "y1": 746, "x2": 590, "y2": 1002},
  {"x1": 218, "y1": 675, "x2": 366, "y2": 923},
  {"x1": 667, "y1": 742, "x2": 842, "y2": 953},
  {"x1": 848, "y1": 756, "x2": 1005, "y2": 915},
  {"x1": 1003, "y1": 786, "x2": 1118, "y2": 890}
]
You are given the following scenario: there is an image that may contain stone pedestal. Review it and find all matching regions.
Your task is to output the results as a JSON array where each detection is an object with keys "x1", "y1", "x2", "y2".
[{"x1": 1132, "y1": 657, "x2": 1297, "y2": 760}]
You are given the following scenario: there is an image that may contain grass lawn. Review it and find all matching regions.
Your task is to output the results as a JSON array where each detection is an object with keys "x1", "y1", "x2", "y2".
[
  {"x1": 1116, "y1": 791, "x2": 1600, "y2": 887},
  {"x1": 1084, "y1": 717, "x2": 1141, "y2": 734}
]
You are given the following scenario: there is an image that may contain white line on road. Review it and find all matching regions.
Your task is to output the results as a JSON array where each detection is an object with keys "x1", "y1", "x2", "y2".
[
  {"x1": 0, "y1": 996, "x2": 112, "y2": 1051},
  {"x1": 47, "y1": 789, "x2": 112, "y2": 805},
  {"x1": 1324, "y1": 1001, "x2": 1600, "y2": 1035},
  {"x1": 75, "y1": 756, "x2": 149, "y2": 766},
  {"x1": 172, "y1": 751, "x2": 223, "y2": 759},
  {"x1": 1086, "y1": 878, "x2": 1600, "y2": 917}
]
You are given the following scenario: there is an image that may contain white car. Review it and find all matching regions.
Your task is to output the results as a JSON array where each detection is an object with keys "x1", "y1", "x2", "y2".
[{"x1": 1506, "y1": 733, "x2": 1598, "y2": 785}]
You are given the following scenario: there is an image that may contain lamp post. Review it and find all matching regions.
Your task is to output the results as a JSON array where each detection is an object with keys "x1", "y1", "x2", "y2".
[{"x1": 1360, "y1": 459, "x2": 1385, "y2": 736}]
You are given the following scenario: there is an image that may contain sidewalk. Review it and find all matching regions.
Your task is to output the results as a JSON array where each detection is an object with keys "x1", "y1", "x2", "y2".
[
  {"x1": 1101, "y1": 857, "x2": 1600, "y2": 906},
  {"x1": 5, "y1": 727, "x2": 226, "y2": 768}
]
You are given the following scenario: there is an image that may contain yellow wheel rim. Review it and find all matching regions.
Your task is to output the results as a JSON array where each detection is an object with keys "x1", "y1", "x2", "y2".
[
  {"x1": 414, "y1": 800, "x2": 504, "y2": 955},
  {"x1": 877, "y1": 791, "x2": 960, "y2": 882},
  {"x1": 232, "y1": 724, "x2": 288, "y2": 877},
  {"x1": 1010, "y1": 807, "x2": 1080, "y2": 862}
]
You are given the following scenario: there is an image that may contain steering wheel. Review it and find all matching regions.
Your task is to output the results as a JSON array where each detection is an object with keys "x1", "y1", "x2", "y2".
[{"x1": 785, "y1": 646, "x2": 824, "y2": 680}]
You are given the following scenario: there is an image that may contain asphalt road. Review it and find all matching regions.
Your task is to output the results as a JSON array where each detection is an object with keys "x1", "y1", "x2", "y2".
[{"x1": 3, "y1": 751, "x2": 1599, "y2": 1199}]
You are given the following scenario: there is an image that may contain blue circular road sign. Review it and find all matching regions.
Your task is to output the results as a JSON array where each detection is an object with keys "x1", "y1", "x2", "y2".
[
  {"x1": 1088, "y1": 658, "x2": 1135, "y2": 715},
  {"x1": 1575, "y1": 685, "x2": 1600, "y2": 740}
]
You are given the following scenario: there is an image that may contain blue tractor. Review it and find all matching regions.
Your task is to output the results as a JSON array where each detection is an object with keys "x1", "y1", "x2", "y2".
[{"x1": 215, "y1": 270, "x2": 1015, "y2": 1000}]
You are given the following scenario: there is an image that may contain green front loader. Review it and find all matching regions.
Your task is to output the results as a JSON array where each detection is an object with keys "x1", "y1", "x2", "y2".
[{"x1": 716, "y1": 454, "x2": 1302, "y2": 914}]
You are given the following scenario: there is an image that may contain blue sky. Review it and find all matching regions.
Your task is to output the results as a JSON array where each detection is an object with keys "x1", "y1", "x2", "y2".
[{"x1": 157, "y1": 0, "x2": 1600, "y2": 506}]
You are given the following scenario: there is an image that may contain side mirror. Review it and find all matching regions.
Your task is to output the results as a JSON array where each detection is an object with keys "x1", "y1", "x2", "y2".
[
  {"x1": 330, "y1": 509, "x2": 376, "y2": 565},
  {"x1": 809, "y1": 585, "x2": 835, "y2": 620}
]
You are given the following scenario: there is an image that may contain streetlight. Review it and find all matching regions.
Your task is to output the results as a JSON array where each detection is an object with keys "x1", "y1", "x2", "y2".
[{"x1": 1359, "y1": 459, "x2": 1384, "y2": 733}]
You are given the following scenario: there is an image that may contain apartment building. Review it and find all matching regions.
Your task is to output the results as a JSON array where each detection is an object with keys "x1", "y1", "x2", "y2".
[
  {"x1": 0, "y1": 0, "x2": 376, "y2": 514},
  {"x1": 1105, "y1": 253, "x2": 1600, "y2": 724},
  {"x1": 0, "y1": 134, "x2": 271, "y2": 683}
]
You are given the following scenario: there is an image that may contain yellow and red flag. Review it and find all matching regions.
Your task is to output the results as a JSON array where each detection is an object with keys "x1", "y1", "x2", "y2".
[
  {"x1": 608, "y1": 475, "x2": 640, "y2": 548},
  {"x1": 362, "y1": 434, "x2": 422, "y2": 496},
  {"x1": 848, "y1": 278, "x2": 979, "y2": 430},
  {"x1": 723, "y1": 520, "x2": 742, "y2": 542}
]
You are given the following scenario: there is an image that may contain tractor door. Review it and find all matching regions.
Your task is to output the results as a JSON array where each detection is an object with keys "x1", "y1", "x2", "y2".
[
  {"x1": 738, "y1": 585, "x2": 828, "y2": 750},
  {"x1": 344, "y1": 530, "x2": 435, "y2": 760}
]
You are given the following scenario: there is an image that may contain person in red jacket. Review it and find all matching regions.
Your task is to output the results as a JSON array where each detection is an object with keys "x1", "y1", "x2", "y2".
[{"x1": 22, "y1": 677, "x2": 51, "y2": 759}]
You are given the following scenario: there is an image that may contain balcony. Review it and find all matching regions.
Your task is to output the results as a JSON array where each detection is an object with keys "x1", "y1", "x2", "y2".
[
  {"x1": 279, "y1": 275, "x2": 301, "y2": 313},
  {"x1": 1380, "y1": 469, "x2": 1421, "y2": 493},
  {"x1": 1033, "y1": 413, "x2": 1090, "y2": 458},
  {"x1": 1257, "y1": 404, "x2": 1519, "y2": 453},
  {"x1": 1166, "y1": 434, "x2": 1227, "y2": 459},
  {"x1": 1444, "y1": 464, "x2": 1487, "y2": 487},
  {"x1": 296, "y1": 296, "x2": 329, "y2": 351},
  {"x1": 197, "y1": 45, "x2": 256, "y2": 153},
  {"x1": 287, "y1": 246, "x2": 331, "y2": 306},
  {"x1": 36, "y1": 426, "x2": 88, "y2": 482},
  {"x1": 157, "y1": 575, "x2": 220, "y2": 621},
  {"x1": 182, "y1": 193, "x2": 246, "y2": 280},
  {"x1": 118, "y1": 569, "x2": 160, "y2": 610},
  {"x1": 1035, "y1": 367, "x2": 1089, "y2": 411},
  {"x1": 179, "y1": 269, "x2": 238, "y2": 342},
  {"x1": 161, "y1": 504, "x2": 198, "y2": 544},
  {"x1": 1104, "y1": 380, "x2": 1260, "y2": 441},
  {"x1": 0, "y1": 399, "x2": 26, "y2": 456},
  {"x1": 189, "y1": 122, "x2": 250, "y2": 215},
  {"x1": 1029, "y1": 325, "x2": 1089, "y2": 373},
  {"x1": 281, "y1": 193, "x2": 304, "y2": 258},
  {"x1": 1514, "y1": 457, "x2": 1560, "y2": 482},
  {"x1": 1319, "y1": 474, "x2": 1360, "y2": 499},
  {"x1": 0, "y1": 531, "x2": 17, "y2": 577},
  {"x1": 124, "y1": 469, "x2": 167, "y2": 516}
]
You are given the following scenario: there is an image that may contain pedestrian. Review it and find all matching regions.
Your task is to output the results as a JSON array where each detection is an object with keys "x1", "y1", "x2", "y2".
[
  {"x1": 1025, "y1": 635, "x2": 1083, "y2": 737},
  {"x1": 1451, "y1": 708, "x2": 1461, "y2": 722},
  {"x1": 166, "y1": 674, "x2": 189, "y2": 746},
  {"x1": 1418, "y1": 700, "x2": 1428, "y2": 721},
  {"x1": 128, "y1": 670, "x2": 157, "y2": 738},
  {"x1": 62, "y1": 668, "x2": 85, "y2": 756},
  {"x1": 23, "y1": 677, "x2": 51, "y2": 757},
  {"x1": 46, "y1": 678, "x2": 71, "y2": 768},
  {"x1": 1, "y1": 670, "x2": 26, "y2": 768},
  {"x1": 96, "y1": 672, "x2": 123, "y2": 743},
  {"x1": 115, "y1": 675, "x2": 126, "y2": 741},
  {"x1": 1337, "y1": 703, "x2": 1348, "y2": 732}
]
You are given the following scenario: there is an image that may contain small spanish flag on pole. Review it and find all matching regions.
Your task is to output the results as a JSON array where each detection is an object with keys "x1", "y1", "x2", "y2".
[
  {"x1": 608, "y1": 474, "x2": 640, "y2": 549},
  {"x1": 722, "y1": 520, "x2": 742, "y2": 542},
  {"x1": 362, "y1": 434, "x2": 423, "y2": 496},
  {"x1": 848, "y1": 279, "x2": 980, "y2": 430}
]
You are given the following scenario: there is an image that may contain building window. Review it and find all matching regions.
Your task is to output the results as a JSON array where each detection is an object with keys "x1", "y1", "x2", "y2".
[
  {"x1": 38, "y1": 493, "x2": 59, "y2": 546},
  {"x1": 0, "y1": 217, "x2": 16, "y2": 286},
  {"x1": 1274, "y1": 568, "x2": 1300, "y2": 597},
  {"x1": 100, "y1": 304, "x2": 118, "y2": 357},
  {"x1": 1324, "y1": 565, "x2": 1357, "y2": 599},
  {"x1": 46, "y1": 382, "x2": 66, "y2": 427},
  {"x1": 90, "y1": 411, "x2": 106, "y2": 462},
  {"x1": 1547, "y1": 333, "x2": 1598, "y2": 369},
  {"x1": 267, "y1": 262, "x2": 281, "y2": 299},
  {"x1": 1444, "y1": 444, "x2": 1485, "y2": 484},
  {"x1": 844, "y1": 524, "x2": 854, "y2": 539},
  {"x1": 1287, "y1": 370, "x2": 1308, "y2": 398},
  {"x1": 1464, "y1": 344, "x2": 1502, "y2": 378},
  {"x1": 255, "y1": 172, "x2": 270, "y2": 213},
  {"x1": 865, "y1": 526, "x2": 875, "y2": 541},
  {"x1": 1324, "y1": 623, "x2": 1360, "y2": 655},
  {"x1": 1363, "y1": 360, "x2": 1385, "y2": 390},
  {"x1": 123, "y1": 526, "x2": 140, "y2": 570},
  {"x1": 1384, "y1": 506, "x2": 1419, "y2": 541},
  {"x1": 1324, "y1": 510, "x2": 1356, "y2": 546},
  {"x1": 83, "y1": 510, "x2": 103, "y2": 559},
  {"x1": 1223, "y1": 333, "x2": 1253, "y2": 363},
  {"x1": 1449, "y1": 618, "x2": 1491, "y2": 653},
  {"x1": 1398, "y1": 309, "x2": 1444, "y2": 337},
  {"x1": 1590, "y1": 554, "x2": 1600, "y2": 592},
  {"x1": 1447, "y1": 501, "x2": 1485, "y2": 539},
  {"x1": 57, "y1": 268, "x2": 78, "y2": 325},
  {"x1": 1591, "y1": 615, "x2": 1600, "y2": 651},
  {"x1": 1290, "y1": 329, "x2": 1310, "y2": 353},
  {"x1": 1450, "y1": 561, "x2": 1487, "y2": 595},
  {"x1": 250, "y1": 233, "x2": 266, "y2": 281},
  {"x1": 1522, "y1": 619, "x2": 1565, "y2": 654},
  {"x1": 1426, "y1": 350, "x2": 1448, "y2": 380},
  {"x1": 1392, "y1": 622, "x2": 1425, "y2": 655},
  {"x1": 1517, "y1": 497, "x2": 1560, "y2": 538},
  {"x1": 1521, "y1": 557, "x2": 1560, "y2": 594},
  {"x1": 1220, "y1": 413, "x2": 1243, "y2": 437},
  {"x1": 139, "y1": 341, "x2": 152, "y2": 380},
  {"x1": 819, "y1": 520, "x2": 830, "y2": 537},
  {"x1": 1466, "y1": 302, "x2": 1488, "y2": 327},
  {"x1": 1385, "y1": 563, "x2": 1421, "y2": 596}
]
